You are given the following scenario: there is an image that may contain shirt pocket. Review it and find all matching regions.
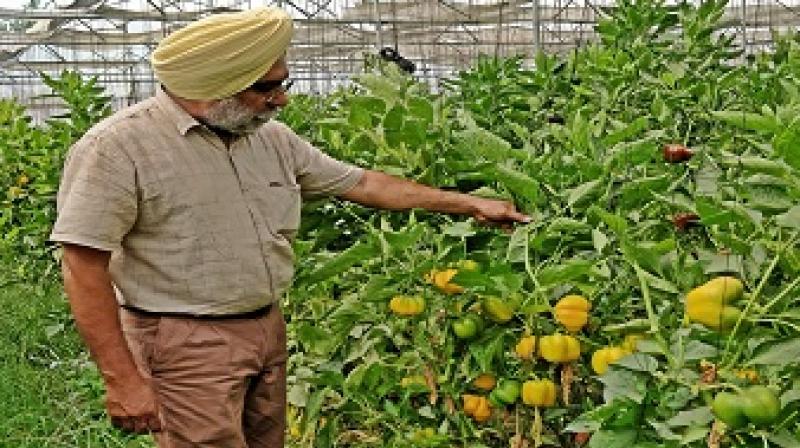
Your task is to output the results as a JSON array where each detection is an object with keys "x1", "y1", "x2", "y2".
[{"x1": 251, "y1": 181, "x2": 302, "y2": 242}]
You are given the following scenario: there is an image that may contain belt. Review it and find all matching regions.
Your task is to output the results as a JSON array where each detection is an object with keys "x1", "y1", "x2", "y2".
[{"x1": 121, "y1": 303, "x2": 273, "y2": 320}]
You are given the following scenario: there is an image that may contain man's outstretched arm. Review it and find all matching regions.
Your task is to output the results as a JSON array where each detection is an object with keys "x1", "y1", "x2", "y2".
[{"x1": 339, "y1": 170, "x2": 531, "y2": 225}]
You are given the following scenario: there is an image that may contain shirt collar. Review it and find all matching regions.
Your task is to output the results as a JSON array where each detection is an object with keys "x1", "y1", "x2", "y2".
[{"x1": 155, "y1": 86, "x2": 203, "y2": 136}]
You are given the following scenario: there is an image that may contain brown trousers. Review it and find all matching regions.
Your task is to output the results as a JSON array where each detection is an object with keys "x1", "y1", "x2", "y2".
[{"x1": 120, "y1": 305, "x2": 287, "y2": 447}]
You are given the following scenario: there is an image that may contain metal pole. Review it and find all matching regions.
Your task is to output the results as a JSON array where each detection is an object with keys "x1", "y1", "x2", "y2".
[
  {"x1": 741, "y1": 0, "x2": 747, "y2": 57},
  {"x1": 374, "y1": 0, "x2": 383, "y2": 50},
  {"x1": 533, "y1": 0, "x2": 541, "y2": 54}
]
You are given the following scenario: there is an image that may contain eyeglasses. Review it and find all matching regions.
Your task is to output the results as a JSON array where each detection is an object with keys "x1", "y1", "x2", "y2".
[{"x1": 245, "y1": 78, "x2": 294, "y2": 96}]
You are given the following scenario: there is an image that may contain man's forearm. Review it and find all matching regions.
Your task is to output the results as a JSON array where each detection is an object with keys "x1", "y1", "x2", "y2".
[
  {"x1": 342, "y1": 170, "x2": 477, "y2": 214},
  {"x1": 62, "y1": 246, "x2": 142, "y2": 384}
]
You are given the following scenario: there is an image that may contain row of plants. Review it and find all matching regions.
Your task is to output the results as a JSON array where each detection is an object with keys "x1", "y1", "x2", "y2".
[
  {"x1": 278, "y1": 0, "x2": 800, "y2": 446},
  {"x1": 2, "y1": 0, "x2": 799, "y2": 446},
  {"x1": 0, "y1": 71, "x2": 111, "y2": 284}
]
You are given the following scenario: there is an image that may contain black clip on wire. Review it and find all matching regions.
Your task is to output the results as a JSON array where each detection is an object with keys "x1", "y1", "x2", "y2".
[{"x1": 379, "y1": 46, "x2": 416, "y2": 74}]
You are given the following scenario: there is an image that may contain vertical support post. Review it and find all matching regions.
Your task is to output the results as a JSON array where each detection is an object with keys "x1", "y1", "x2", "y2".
[
  {"x1": 374, "y1": 0, "x2": 383, "y2": 50},
  {"x1": 740, "y1": 0, "x2": 747, "y2": 57},
  {"x1": 533, "y1": 0, "x2": 541, "y2": 54}
]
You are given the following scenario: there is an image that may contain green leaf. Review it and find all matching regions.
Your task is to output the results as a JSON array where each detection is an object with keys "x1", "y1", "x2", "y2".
[
  {"x1": 546, "y1": 217, "x2": 591, "y2": 234},
  {"x1": 600, "y1": 369, "x2": 646, "y2": 403},
  {"x1": 407, "y1": 97, "x2": 433, "y2": 125},
  {"x1": 695, "y1": 197, "x2": 760, "y2": 228},
  {"x1": 537, "y1": 259, "x2": 595, "y2": 287},
  {"x1": 348, "y1": 106, "x2": 373, "y2": 129},
  {"x1": 632, "y1": 269, "x2": 677, "y2": 293},
  {"x1": 454, "y1": 125, "x2": 529, "y2": 162},
  {"x1": 768, "y1": 431, "x2": 800, "y2": 448},
  {"x1": 615, "y1": 353, "x2": 659, "y2": 373},
  {"x1": 776, "y1": 205, "x2": 800, "y2": 230},
  {"x1": 303, "y1": 387, "x2": 329, "y2": 436},
  {"x1": 666, "y1": 407, "x2": 713, "y2": 427},
  {"x1": 348, "y1": 96, "x2": 386, "y2": 128},
  {"x1": 592, "y1": 228, "x2": 609, "y2": 253},
  {"x1": 287, "y1": 383, "x2": 309, "y2": 407},
  {"x1": 696, "y1": 250, "x2": 744, "y2": 275},
  {"x1": 773, "y1": 128, "x2": 800, "y2": 171},
  {"x1": 564, "y1": 400, "x2": 635, "y2": 432},
  {"x1": 297, "y1": 324, "x2": 337, "y2": 356},
  {"x1": 383, "y1": 105, "x2": 406, "y2": 149},
  {"x1": 442, "y1": 221, "x2": 476, "y2": 238},
  {"x1": 681, "y1": 340, "x2": 718, "y2": 361},
  {"x1": 490, "y1": 164, "x2": 539, "y2": 204},
  {"x1": 780, "y1": 387, "x2": 800, "y2": 407},
  {"x1": 589, "y1": 206, "x2": 629, "y2": 235},
  {"x1": 679, "y1": 426, "x2": 709, "y2": 445},
  {"x1": 587, "y1": 429, "x2": 637, "y2": 448},
  {"x1": 748, "y1": 337, "x2": 800, "y2": 366},
  {"x1": 602, "y1": 116, "x2": 649, "y2": 147},
  {"x1": 602, "y1": 319, "x2": 652, "y2": 333},
  {"x1": 305, "y1": 241, "x2": 379, "y2": 283},
  {"x1": 383, "y1": 223, "x2": 425, "y2": 254},
  {"x1": 361, "y1": 275, "x2": 397, "y2": 302},
  {"x1": 710, "y1": 110, "x2": 779, "y2": 134},
  {"x1": 567, "y1": 179, "x2": 602, "y2": 208},
  {"x1": 507, "y1": 225, "x2": 530, "y2": 263},
  {"x1": 619, "y1": 175, "x2": 670, "y2": 208},
  {"x1": 719, "y1": 155, "x2": 791, "y2": 177},
  {"x1": 469, "y1": 332, "x2": 505, "y2": 373},
  {"x1": 606, "y1": 137, "x2": 660, "y2": 167},
  {"x1": 356, "y1": 73, "x2": 400, "y2": 103}
]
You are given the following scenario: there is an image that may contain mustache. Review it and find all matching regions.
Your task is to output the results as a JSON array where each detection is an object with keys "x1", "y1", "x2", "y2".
[{"x1": 203, "y1": 98, "x2": 278, "y2": 134}]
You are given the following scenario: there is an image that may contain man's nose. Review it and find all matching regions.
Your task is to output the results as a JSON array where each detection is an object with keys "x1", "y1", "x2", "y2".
[{"x1": 267, "y1": 90, "x2": 290, "y2": 108}]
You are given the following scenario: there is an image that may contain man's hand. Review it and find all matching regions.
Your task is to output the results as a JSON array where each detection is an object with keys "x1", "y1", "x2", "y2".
[
  {"x1": 469, "y1": 197, "x2": 531, "y2": 227},
  {"x1": 106, "y1": 376, "x2": 162, "y2": 433},
  {"x1": 340, "y1": 170, "x2": 532, "y2": 228},
  {"x1": 61, "y1": 243, "x2": 162, "y2": 434}
]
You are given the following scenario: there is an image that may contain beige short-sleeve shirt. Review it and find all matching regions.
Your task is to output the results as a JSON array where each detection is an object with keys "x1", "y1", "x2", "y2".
[{"x1": 50, "y1": 89, "x2": 364, "y2": 314}]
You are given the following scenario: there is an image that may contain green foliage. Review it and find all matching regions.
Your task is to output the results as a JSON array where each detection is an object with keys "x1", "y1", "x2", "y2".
[
  {"x1": 279, "y1": 2, "x2": 800, "y2": 446},
  {"x1": 0, "y1": 71, "x2": 110, "y2": 283},
  {"x1": 5, "y1": 2, "x2": 800, "y2": 446}
]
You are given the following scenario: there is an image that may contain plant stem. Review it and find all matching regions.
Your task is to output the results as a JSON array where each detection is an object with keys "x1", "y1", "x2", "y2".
[
  {"x1": 760, "y1": 275, "x2": 800, "y2": 315},
  {"x1": 633, "y1": 263, "x2": 673, "y2": 367},
  {"x1": 722, "y1": 231, "x2": 799, "y2": 366}
]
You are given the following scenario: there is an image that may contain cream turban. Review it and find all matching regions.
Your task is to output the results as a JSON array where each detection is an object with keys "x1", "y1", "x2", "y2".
[{"x1": 151, "y1": 7, "x2": 293, "y2": 100}]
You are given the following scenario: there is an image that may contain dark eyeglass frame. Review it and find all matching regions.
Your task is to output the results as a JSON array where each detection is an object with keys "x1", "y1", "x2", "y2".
[{"x1": 246, "y1": 78, "x2": 294, "y2": 95}]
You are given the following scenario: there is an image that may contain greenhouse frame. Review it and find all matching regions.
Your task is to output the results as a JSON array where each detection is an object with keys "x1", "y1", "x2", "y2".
[{"x1": 2, "y1": 0, "x2": 800, "y2": 120}]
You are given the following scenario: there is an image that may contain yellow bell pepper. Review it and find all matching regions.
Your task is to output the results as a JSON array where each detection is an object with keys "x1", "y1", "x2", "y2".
[
  {"x1": 462, "y1": 394, "x2": 481, "y2": 414},
  {"x1": 553, "y1": 295, "x2": 591, "y2": 332},
  {"x1": 287, "y1": 405, "x2": 302, "y2": 438},
  {"x1": 591, "y1": 346, "x2": 628, "y2": 375},
  {"x1": 482, "y1": 295, "x2": 517, "y2": 323},
  {"x1": 685, "y1": 277, "x2": 744, "y2": 330},
  {"x1": 472, "y1": 373, "x2": 496, "y2": 391},
  {"x1": 472, "y1": 396, "x2": 492, "y2": 422},
  {"x1": 538, "y1": 334, "x2": 581, "y2": 363},
  {"x1": 401, "y1": 375, "x2": 429, "y2": 388},
  {"x1": 389, "y1": 295, "x2": 425, "y2": 316},
  {"x1": 427, "y1": 268, "x2": 464, "y2": 294},
  {"x1": 462, "y1": 394, "x2": 492, "y2": 422},
  {"x1": 735, "y1": 368, "x2": 759, "y2": 383},
  {"x1": 515, "y1": 335, "x2": 537, "y2": 360},
  {"x1": 704, "y1": 276, "x2": 744, "y2": 303},
  {"x1": 522, "y1": 379, "x2": 557, "y2": 407},
  {"x1": 621, "y1": 333, "x2": 644, "y2": 353},
  {"x1": 688, "y1": 303, "x2": 741, "y2": 330},
  {"x1": 457, "y1": 259, "x2": 480, "y2": 272}
]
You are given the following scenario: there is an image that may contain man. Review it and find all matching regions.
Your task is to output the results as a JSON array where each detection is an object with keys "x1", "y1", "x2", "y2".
[{"x1": 50, "y1": 7, "x2": 529, "y2": 448}]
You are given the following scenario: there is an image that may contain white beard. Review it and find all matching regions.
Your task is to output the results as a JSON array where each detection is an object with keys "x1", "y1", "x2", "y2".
[{"x1": 203, "y1": 97, "x2": 278, "y2": 135}]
